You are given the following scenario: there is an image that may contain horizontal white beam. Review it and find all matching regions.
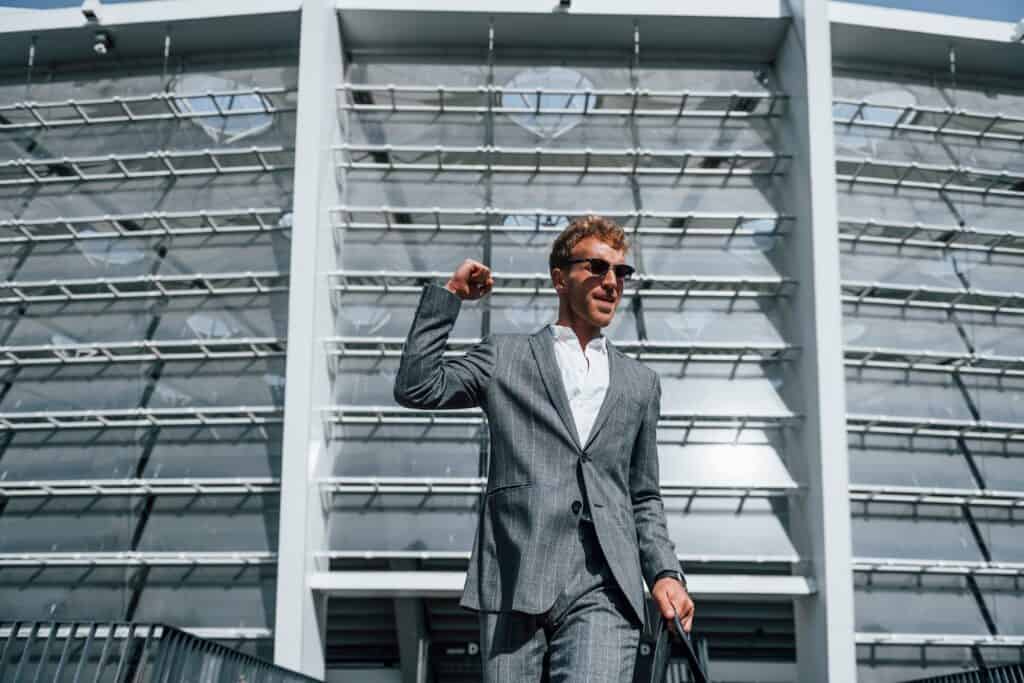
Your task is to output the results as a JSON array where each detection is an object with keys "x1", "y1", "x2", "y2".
[
  {"x1": 318, "y1": 550, "x2": 802, "y2": 564},
  {"x1": 324, "y1": 405, "x2": 801, "y2": 429},
  {"x1": 0, "y1": 406, "x2": 282, "y2": 431},
  {"x1": 0, "y1": 478, "x2": 280, "y2": 497},
  {"x1": 318, "y1": 477, "x2": 797, "y2": 497},
  {"x1": 0, "y1": 272, "x2": 288, "y2": 304},
  {"x1": 855, "y1": 633, "x2": 1024, "y2": 648},
  {"x1": 331, "y1": 206, "x2": 792, "y2": 238},
  {"x1": 0, "y1": 338, "x2": 286, "y2": 367},
  {"x1": 830, "y1": 2, "x2": 1016, "y2": 44},
  {"x1": 846, "y1": 414, "x2": 1024, "y2": 442},
  {"x1": 329, "y1": 271, "x2": 794, "y2": 299},
  {"x1": 845, "y1": 346, "x2": 1024, "y2": 378},
  {"x1": 327, "y1": 337, "x2": 796, "y2": 363},
  {"x1": 310, "y1": 570, "x2": 814, "y2": 598},
  {"x1": 0, "y1": 551, "x2": 277, "y2": 567},
  {"x1": 336, "y1": 0, "x2": 787, "y2": 19},
  {"x1": 850, "y1": 484, "x2": 1024, "y2": 508},
  {"x1": 1, "y1": 147, "x2": 292, "y2": 187},
  {"x1": 0, "y1": 209, "x2": 290, "y2": 244},
  {"x1": 338, "y1": 83, "x2": 784, "y2": 118},
  {"x1": 338, "y1": 144, "x2": 789, "y2": 177},
  {"x1": 853, "y1": 557, "x2": 1024, "y2": 577},
  {"x1": 0, "y1": 0, "x2": 300, "y2": 34},
  {"x1": 839, "y1": 217, "x2": 1024, "y2": 257},
  {"x1": 0, "y1": 87, "x2": 295, "y2": 131}
]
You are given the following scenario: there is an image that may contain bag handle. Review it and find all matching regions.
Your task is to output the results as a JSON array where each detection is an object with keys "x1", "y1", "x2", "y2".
[{"x1": 671, "y1": 613, "x2": 709, "y2": 683}]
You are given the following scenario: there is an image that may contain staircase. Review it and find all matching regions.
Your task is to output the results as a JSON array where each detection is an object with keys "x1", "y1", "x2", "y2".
[{"x1": 0, "y1": 622, "x2": 320, "y2": 683}]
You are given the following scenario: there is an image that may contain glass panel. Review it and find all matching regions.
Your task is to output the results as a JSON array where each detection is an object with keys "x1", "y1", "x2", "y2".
[
  {"x1": 333, "y1": 53, "x2": 798, "y2": 669},
  {"x1": 837, "y1": 66, "x2": 1024, "y2": 675},
  {"x1": 0, "y1": 54, "x2": 296, "y2": 638}
]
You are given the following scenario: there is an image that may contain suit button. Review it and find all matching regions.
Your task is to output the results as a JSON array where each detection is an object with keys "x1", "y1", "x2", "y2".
[
  {"x1": 581, "y1": 452, "x2": 591, "y2": 462},
  {"x1": 571, "y1": 500, "x2": 582, "y2": 515}
]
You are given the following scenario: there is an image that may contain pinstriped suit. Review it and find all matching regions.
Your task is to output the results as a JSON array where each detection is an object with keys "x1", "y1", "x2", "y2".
[{"x1": 394, "y1": 285, "x2": 679, "y2": 676}]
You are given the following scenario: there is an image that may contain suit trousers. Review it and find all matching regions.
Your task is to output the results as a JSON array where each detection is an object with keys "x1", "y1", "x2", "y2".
[{"x1": 478, "y1": 518, "x2": 641, "y2": 683}]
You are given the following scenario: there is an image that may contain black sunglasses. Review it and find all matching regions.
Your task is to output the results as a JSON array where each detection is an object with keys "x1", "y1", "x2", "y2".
[{"x1": 564, "y1": 258, "x2": 636, "y2": 281}]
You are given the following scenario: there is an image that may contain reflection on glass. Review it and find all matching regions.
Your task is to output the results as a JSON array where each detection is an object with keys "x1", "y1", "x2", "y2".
[
  {"x1": 834, "y1": 88, "x2": 917, "y2": 155},
  {"x1": 502, "y1": 213, "x2": 568, "y2": 247},
  {"x1": 501, "y1": 67, "x2": 594, "y2": 139},
  {"x1": 186, "y1": 312, "x2": 239, "y2": 339},
  {"x1": 75, "y1": 229, "x2": 147, "y2": 267},
  {"x1": 171, "y1": 74, "x2": 274, "y2": 144}
]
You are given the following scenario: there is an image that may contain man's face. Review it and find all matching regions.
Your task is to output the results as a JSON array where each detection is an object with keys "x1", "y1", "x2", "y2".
[{"x1": 553, "y1": 235, "x2": 627, "y2": 329}]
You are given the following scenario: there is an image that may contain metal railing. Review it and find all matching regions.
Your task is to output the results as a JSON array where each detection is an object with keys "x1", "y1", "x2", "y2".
[
  {"x1": 0, "y1": 621, "x2": 320, "y2": 683},
  {"x1": 339, "y1": 82, "x2": 786, "y2": 118},
  {"x1": 0, "y1": 148, "x2": 293, "y2": 186},
  {"x1": 328, "y1": 270, "x2": 795, "y2": 300},
  {"x1": 336, "y1": 143, "x2": 790, "y2": 177},
  {"x1": 331, "y1": 206, "x2": 793, "y2": 239},
  {"x1": 902, "y1": 662, "x2": 1024, "y2": 682},
  {"x1": 0, "y1": 87, "x2": 295, "y2": 131}
]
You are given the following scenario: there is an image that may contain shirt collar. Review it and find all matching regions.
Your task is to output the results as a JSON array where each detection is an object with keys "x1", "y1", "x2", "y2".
[{"x1": 549, "y1": 323, "x2": 607, "y2": 353}]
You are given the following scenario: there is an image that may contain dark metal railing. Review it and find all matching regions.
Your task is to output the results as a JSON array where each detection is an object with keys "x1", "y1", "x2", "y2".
[
  {"x1": 904, "y1": 663, "x2": 1024, "y2": 683},
  {"x1": 0, "y1": 622, "x2": 322, "y2": 683}
]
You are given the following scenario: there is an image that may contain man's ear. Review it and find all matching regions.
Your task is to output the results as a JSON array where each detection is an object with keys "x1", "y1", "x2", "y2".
[{"x1": 551, "y1": 267, "x2": 566, "y2": 294}]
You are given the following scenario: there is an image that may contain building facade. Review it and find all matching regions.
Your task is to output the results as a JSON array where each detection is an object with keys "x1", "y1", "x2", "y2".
[{"x1": 0, "y1": 2, "x2": 1021, "y2": 682}]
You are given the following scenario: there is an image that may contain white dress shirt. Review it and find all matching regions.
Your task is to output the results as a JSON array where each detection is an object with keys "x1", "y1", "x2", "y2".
[{"x1": 549, "y1": 324, "x2": 609, "y2": 446}]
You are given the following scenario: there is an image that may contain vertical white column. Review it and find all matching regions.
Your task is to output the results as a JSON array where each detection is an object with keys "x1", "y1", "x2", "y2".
[
  {"x1": 775, "y1": 0, "x2": 858, "y2": 680},
  {"x1": 274, "y1": 0, "x2": 343, "y2": 676}
]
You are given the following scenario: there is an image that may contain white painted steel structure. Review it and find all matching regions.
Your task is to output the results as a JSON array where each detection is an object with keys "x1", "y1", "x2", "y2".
[{"x1": 0, "y1": 1, "x2": 1021, "y2": 682}]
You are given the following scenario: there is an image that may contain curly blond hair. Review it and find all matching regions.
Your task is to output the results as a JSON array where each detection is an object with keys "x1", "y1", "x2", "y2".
[{"x1": 548, "y1": 215, "x2": 629, "y2": 272}]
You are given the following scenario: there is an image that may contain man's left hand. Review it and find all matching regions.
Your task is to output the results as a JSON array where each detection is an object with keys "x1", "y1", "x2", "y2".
[{"x1": 652, "y1": 576, "x2": 695, "y2": 634}]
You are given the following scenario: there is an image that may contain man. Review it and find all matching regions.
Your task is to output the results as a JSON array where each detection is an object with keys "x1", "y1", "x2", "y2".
[{"x1": 394, "y1": 215, "x2": 694, "y2": 681}]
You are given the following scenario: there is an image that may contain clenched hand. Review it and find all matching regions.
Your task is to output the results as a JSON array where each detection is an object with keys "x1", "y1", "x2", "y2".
[{"x1": 445, "y1": 258, "x2": 494, "y2": 301}]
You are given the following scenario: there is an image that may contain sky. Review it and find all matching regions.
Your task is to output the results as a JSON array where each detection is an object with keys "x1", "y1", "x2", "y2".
[
  {"x1": 1, "y1": 0, "x2": 1023, "y2": 22},
  {"x1": 849, "y1": 0, "x2": 1023, "y2": 21}
]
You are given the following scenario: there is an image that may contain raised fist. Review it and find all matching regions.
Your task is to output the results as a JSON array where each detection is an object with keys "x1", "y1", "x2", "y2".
[{"x1": 445, "y1": 259, "x2": 494, "y2": 301}]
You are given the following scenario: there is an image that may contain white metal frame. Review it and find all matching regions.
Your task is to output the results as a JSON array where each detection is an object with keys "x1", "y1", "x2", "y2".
[
  {"x1": 0, "y1": 407, "x2": 282, "y2": 431},
  {"x1": 0, "y1": 87, "x2": 295, "y2": 131},
  {"x1": 3, "y1": 1, "x2": 1022, "y2": 681},
  {"x1": 0, "y1": 208, "x2": 291, "y2": 244},
  {"x1": 0, "y1": 272, "x2": 289, "y2": 304},
  {"x1": 0, "y1": 338, "x2": 285, "y2": 367},
  {"x1": 331, "y1": 206, "x2": 794, "y2": 239},
  {"x1": 845, "y1": 346, "x2": 1024, "y2": 378},
  {"x1": 0, "y1": 552, "x2": 277, "y2": 567},
  {"x1": 838, "y1": 217, "x2": 1024, "y2": 256},
  {"x1": 0, "y1": 147, "x2": 293, "y2": 186},
  {"x1": 318, "y1": 476, "x2": 799, "y2": 498},
  {"x1": 0, "y1": 478, "x2": 281, "y2": 497},
  {"x1": 833, "y1": 98, "x2": 1024, "y2": 143},
  {"x1": 338, "y1": 82, "x2": 787, "y2": 118},
  {"x1": 853, "y1": 557, "x2": 1024, "y2": 577},
  {"x1": 336, "y1": 143, "x2": 790, "y2": 177},
  {"x1": 328, "y1": 270, "x2": 795, "y2": 299},
  {"x1": 307, "y1": 570, "x2": 815, "y2": 599}
]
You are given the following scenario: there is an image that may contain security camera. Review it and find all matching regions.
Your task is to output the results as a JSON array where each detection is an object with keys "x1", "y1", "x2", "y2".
[
  {"x1": 81, "y1": 0, "x2": 102, "y2": 22},
  {"x1": 93, "y1": 31, "x2": 113, "y2": 55},
  {"x1": 1012, "y1": 19, "x2": 1024, "y2": 43}
]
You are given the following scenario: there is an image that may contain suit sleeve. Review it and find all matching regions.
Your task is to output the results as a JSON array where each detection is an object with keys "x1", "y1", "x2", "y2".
[
  {"x1": 393, "y1": 284, "x2": 496, "y2": 410},
  {"x1": 630, "y1": 372, "x2": 683, "y2": 588}
]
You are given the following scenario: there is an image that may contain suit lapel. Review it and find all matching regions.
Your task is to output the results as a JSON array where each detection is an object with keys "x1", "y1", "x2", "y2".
[
  {"x1": 582, "y1": 341, "x2": 627, "y2": 452},
  {"x1": 529, "y1": 329, "x2": 582, "y2": 451}
]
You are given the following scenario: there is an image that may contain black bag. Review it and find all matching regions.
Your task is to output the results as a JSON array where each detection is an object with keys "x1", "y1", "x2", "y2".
[{"x1": 633, "y1": 607, "x2": 709, "y2": 683}]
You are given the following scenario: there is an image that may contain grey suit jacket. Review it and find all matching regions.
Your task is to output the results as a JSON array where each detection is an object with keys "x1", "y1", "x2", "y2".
[{"x1": 393, "y1": 285, "x2": 679, "y2": 627}]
